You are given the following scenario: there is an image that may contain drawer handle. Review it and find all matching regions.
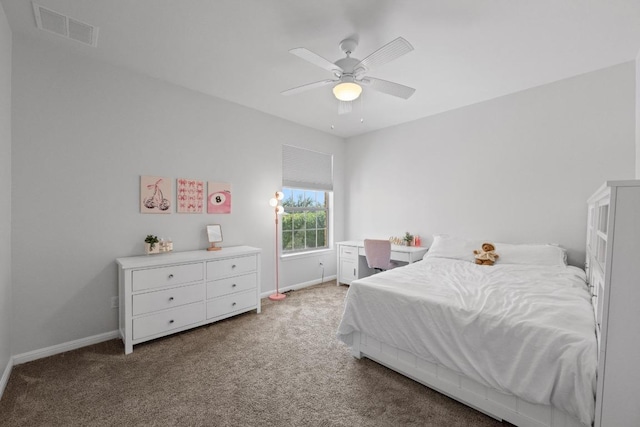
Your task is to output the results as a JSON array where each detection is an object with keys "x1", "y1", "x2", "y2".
[
  {"x1": 232, "y1": 302, "x2": 237, "y2": 306},
  {"x1": 232, "y1": 284, "x2": 237, "y2": 288},
  {"x1": 168, "y1": 274, "x2": 174, "y2": 279},
  {"x1": 231, "y1": 264, "x2": 237, "y2": 269},
  {"x1": 169, "y1": 297, "x2": 174, "y2": 302},
  {"x1": 169, "y1": 319, "x2": 175, "y2": 324}
]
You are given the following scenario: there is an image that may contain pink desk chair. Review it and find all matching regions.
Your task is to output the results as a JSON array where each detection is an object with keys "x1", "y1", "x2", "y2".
[{"x1": 363, "y1": 239, "x2": 396, "y2": 272}]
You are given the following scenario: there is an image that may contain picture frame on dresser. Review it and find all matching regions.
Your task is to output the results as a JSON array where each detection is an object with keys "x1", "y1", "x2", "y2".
[
  {"x1": 206, "y1": 224, "x2": 223, "y2": 251},
  {"x1": 116, "y1": 246, "x2": 261, "y2": 354}
]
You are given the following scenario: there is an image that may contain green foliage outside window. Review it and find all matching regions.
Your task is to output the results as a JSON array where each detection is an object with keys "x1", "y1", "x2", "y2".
[{"x1": 281, "y1": 188, "x2": 329, "y2": 252}]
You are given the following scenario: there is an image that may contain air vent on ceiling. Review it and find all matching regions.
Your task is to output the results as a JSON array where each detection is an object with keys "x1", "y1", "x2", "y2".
[{"x1": 33, "y1": 3, "x2": 99, "y2": 47}]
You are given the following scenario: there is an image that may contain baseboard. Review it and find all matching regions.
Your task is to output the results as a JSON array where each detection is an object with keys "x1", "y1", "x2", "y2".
[
  {"x1": 261, "y1": 275, "x2": 337, "y2": 299},
  {"x1": 0, "y1": 356, "x2": 13, "y2": 401},
  {"x1": 12, "y1": 330, "x2": 120, "y2": 366}
]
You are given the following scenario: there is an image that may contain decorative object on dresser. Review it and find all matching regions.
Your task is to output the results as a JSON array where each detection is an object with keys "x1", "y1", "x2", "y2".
[
  {"x1": 144, "y1": 235, "x2": 160, "y2": 254},
  {"x1": 586, "y1": 180, "x2": 640, "y2": 427},
  {"x1": 116, "y1": 247, "x2": 262, "y2": 354},
  {"x1": 206, "y1": 224, "x2": 223, "y2": 251},
  {"x1": 268, "y1": 191, "x2": 286, "y2": 301}
]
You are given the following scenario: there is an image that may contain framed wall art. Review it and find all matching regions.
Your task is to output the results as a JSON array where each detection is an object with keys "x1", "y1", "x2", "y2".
[
  {"x1": 207, "y1": 181, "x2": 231, "y2": 214},
  {"x1": 140, "y1": 176, "x2": 172, "y2": 214},
  {"x1": 177, "y1": 178, "x2": 204, "y2": 213}
]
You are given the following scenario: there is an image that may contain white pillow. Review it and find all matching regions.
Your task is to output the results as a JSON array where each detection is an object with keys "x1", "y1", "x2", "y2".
[
  {"x1": 425, "y1": 235, "x2": 568, "y2": 266},
  {"x1": 424, "y1": 235, "x2": 483, "y2": 263},
  {"x1": 494, "y1": 243, "x2": 567, "y2": 266}
]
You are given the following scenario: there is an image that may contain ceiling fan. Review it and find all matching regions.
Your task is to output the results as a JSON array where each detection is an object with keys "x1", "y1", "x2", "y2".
[{"x1": 281, "y1": 37, "x2": 416, "y2": 114}]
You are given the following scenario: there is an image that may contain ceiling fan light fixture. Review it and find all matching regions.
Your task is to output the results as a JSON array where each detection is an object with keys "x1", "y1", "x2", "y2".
[{"x1": 333, "y1": 82, "x2": 362, "y2": 101}]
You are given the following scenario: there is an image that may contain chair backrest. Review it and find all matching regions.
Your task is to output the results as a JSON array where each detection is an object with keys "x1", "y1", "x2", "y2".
[{"x1": 363, "y1": 239, "x2": 392, "y2": 271}]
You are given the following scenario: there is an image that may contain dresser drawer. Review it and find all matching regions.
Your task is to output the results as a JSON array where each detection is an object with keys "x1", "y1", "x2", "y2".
[
  {"x1": 340, "y1": 245, "x2": 358, "y2": 261},
  {"x1": 132, "y1": 302, "x2": 204, "y2": 340},
  {"x1": 132, "y1": 263, "x2": 203, "y2": 292},
  {"x1": 206, "y1": 290, "x2": 256, "y2": 319},
  {"x1": 207, "y1": 273, "x2": 256, "y2": 299},
  {"x1": 207, "y1": 255, "x2": 256, "y2": 279},
  {"x1": 132, "y1": 283, "x2": 205, "y2": 316}
]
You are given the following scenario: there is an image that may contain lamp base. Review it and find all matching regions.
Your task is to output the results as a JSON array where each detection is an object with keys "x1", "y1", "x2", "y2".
[{"x1": 268, "y1": 292, "x2": 286, "y2": 301}]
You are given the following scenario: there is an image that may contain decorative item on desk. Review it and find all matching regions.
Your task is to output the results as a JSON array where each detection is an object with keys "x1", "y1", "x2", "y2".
[
  {"x1": 144, "y1": 235, "x2": 160, "y2": 254},
  {"x1": 414, "y1": 235, "x2": 421, "y2": 247},
  {"x1": 389, "y1": 236, "x2": 403, "y2": 246},
  {"x1": 206, "y1": 224, "x2": 223, "y2": 251},
  {"x1": 268, "y1": 191, "x2": 286, "y2": 301},
  {"x1": 404, "y1": 232, "x2": 414, "y2": 246}
]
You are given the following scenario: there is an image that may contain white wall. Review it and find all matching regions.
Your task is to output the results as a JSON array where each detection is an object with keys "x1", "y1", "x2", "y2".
[
  {"x1": 346, "y1": 62, "x2": 636, "y2": 266},
  {"x1": 636, "y1": 53, "x2": 640, "y2": 179},
  {"x1": 11, "y1": 35, "x2": 344, "y2": 355},
  {"x1": 0, "y1": 1, "x2": 12, "y2": 380}
]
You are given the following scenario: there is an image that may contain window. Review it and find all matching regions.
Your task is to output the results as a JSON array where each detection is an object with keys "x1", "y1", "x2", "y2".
[
  {"x1": 281, "y1": 188, "x2": 329, "y2": 253},
  {"x1": 281, "y1": 145, "x2": 333, "y2": 254}
]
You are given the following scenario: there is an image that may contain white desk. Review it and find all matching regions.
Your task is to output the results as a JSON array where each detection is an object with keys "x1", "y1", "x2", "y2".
[{"x1": 336, "y1": 240, "x2": 428, "y2": 285}]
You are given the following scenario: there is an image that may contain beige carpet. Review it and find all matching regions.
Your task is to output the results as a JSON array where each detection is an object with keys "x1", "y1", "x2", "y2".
[{"x1": 0, "y1": 281, "x2": 505, "y2": 426}]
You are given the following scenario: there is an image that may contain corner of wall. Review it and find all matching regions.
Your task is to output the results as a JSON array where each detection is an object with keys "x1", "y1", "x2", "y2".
[
  {"x1": 0, "y1": 356, "x2": 13, "y2": 400},
  {"x1": 636, "y1": 51, "x2": 640, "y2": 178},
  {"x1": 0, "y1": 0, "x2": 13, "y2": 388}
]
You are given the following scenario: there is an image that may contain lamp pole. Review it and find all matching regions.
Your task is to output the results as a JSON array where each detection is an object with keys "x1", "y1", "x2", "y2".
[{"x1": 269, "y1": 191, "x2": 286, "y2": 301}]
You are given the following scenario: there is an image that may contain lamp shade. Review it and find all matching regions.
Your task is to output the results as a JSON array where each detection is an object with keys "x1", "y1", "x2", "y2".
[
  {"x1": 333, "y1": 82, "x2": 362, "y2": 101},
  {"x1": 269, "y1": 198, "x2": 278, "y2": 207}
]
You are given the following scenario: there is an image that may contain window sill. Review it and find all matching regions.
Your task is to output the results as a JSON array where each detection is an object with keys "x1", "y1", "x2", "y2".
[{"x1": 280, "y1": 248, "x2": 334, "y2": 261}]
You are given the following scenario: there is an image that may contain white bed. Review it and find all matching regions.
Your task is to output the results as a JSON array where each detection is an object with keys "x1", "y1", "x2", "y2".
[{"x1": 337, "y1": 236, "x2": 597, "y2": 427}]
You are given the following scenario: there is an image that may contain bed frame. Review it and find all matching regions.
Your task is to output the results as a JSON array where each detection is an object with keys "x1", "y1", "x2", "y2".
[{"x1": 348, "y1": 330, "x2": 588, "y2": 427}]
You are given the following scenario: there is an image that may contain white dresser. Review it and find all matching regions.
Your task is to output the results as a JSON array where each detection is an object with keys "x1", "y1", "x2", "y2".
[
  {"x1": 586, "y1": 180, "x2": 640, "y2": 426},
  {"x1": 117, "y1": 246, "x2": 261, "y2": 354}
]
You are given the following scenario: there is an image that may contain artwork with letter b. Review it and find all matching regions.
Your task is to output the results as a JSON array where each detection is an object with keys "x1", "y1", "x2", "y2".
[{"x1": 207, "y1": 182, "x2": 232, "y2": 214}]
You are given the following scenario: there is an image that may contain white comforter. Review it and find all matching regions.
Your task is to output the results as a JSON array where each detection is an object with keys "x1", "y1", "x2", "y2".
[{"x1": 336, "y1": 257, "x2": 597, "y2": 425}]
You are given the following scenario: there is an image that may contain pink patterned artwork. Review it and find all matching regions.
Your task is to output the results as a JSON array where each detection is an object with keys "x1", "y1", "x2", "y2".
[
  {"x1": 177, "y1": 178, "x2": 204, "y2": 213},
  {"x1": 140, "y1": 176, "x2": 172, "y2": 214},
  {"x1": 207, "y1": 182, "x2": 232, "y2": 214}
]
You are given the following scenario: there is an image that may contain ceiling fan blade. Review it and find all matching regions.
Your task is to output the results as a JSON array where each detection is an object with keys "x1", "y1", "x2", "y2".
[
  {"x1": 289, "y1": 48, "x2": 343, "y2": 74},
  {"x1": 338, "y1": 100, "x2": 352, "y2": 115},
  {"x1": 361, "y1": 77, "x2": 416, "y2": 99},
  {"x1": 355, "y1": 37, "x2": 414, "y2": 73},
  {"x1": 281, "y1": 79, "x2": 336, "y2": 96}
]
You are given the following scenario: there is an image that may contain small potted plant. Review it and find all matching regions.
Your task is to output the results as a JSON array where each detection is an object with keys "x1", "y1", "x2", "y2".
[
  {"x1": 144, "y1": 235, "x2": 160, "y2": 254},
  {"x1": 404, "y1": 232, "x2": 414, "y2": 246}
]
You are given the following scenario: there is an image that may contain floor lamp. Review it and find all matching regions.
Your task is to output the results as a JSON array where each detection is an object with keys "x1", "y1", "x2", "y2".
[{"x1": 269, "y1": 191, "x2": 286, "y2": 301}]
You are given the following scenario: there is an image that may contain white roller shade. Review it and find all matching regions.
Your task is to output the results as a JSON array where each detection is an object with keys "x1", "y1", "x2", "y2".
[{"x1": 282, "y1": 145, "x2": 333, "y2": 191}]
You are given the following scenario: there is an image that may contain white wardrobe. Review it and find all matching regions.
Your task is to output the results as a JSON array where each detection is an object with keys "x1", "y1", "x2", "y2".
[{"x1": 586, "y1": 180, "x2": 640, "y2": 426}]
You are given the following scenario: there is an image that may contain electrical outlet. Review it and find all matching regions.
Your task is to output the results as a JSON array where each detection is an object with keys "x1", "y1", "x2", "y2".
[{"x1": 111, "y1": 296, "x2": 119, "y2": 309}]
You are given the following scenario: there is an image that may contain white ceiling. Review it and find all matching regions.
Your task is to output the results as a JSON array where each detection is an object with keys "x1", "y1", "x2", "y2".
[{"x1": 3, "y1": 0, "x2": 640, "y2": 138}]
